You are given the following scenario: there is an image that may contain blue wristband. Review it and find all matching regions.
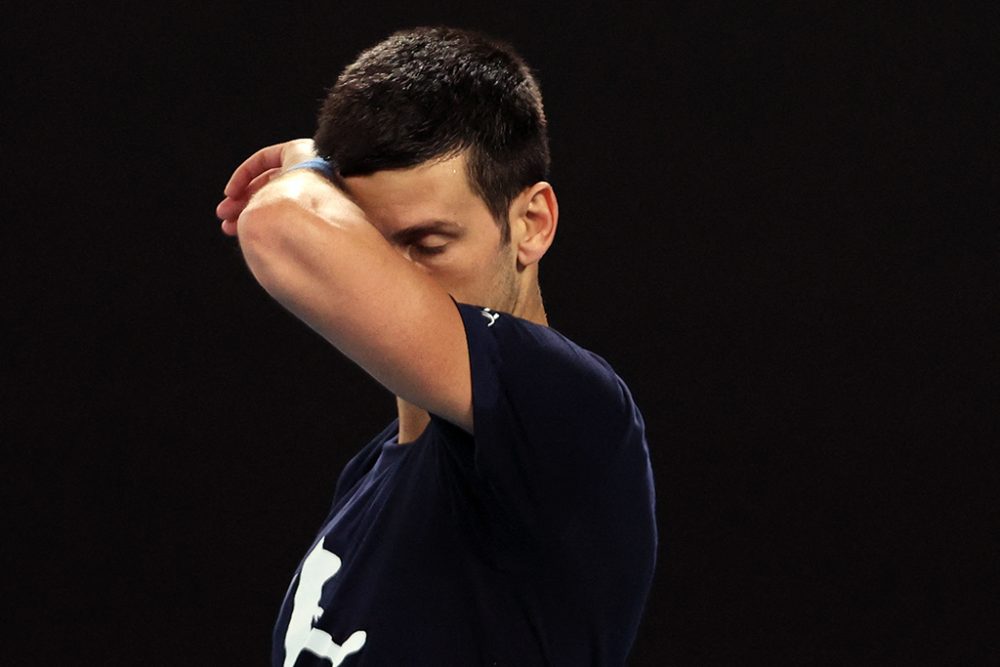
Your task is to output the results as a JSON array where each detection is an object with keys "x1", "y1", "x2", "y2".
[{"x1": 286, "y1": 157, "x2": 337, "y2": 180}]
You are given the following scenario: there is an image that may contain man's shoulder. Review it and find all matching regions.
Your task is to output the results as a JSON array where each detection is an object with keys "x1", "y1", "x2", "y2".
[
  {"x1": 455, "y1": 302, "x2": 614, "y2": 373},
  {"x1": 455, "y1": 302, "x2": 636, "y2": 428}
]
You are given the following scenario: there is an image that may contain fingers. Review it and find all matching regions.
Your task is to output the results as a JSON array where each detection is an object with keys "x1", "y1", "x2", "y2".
[
  {"x1": 216, "y1": 196, "x2": 247, "y2": 222},
  {"x1": 223, "y1": 143, "x2": 286, "y2": 198},
  {"x1": 220, "y1": 219, "x2": 239, "y2": 237},
  {"x1": 216, "y1": 166, "x2": 281, "y2": 223},
  {"x1": 245, "y1": 167, "x2": 283, "y2": 197}
]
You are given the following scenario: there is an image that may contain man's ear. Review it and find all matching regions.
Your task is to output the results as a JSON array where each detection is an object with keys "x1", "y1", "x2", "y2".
[{"x1": 511, "y1": 182, "x2": 558, "y2": 269}]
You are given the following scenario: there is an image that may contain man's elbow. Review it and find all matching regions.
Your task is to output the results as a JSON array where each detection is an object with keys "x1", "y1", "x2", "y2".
[{"x1": 236, "y1": 197, "x2": 304, "y2": 292}]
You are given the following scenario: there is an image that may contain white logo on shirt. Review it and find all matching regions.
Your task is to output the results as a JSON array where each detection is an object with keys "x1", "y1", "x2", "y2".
[
  {"x1": 480, "y1": 307, "x2": 499, "y2": 327},
  {"x1": 283, "y1": 540, "x2": 367, "y2": 667}
]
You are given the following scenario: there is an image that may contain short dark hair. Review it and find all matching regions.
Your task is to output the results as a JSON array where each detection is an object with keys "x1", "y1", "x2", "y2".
[{"x1": 313, "y1": 27, "x2": 550, "y2": 242}]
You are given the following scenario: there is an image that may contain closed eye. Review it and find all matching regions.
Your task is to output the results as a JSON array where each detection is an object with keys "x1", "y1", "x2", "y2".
[
  {"x1": 406, "y1": 231, "x2": 453, "y2": 257},
  {"x1": 411, "y1": 242, "x2": 448, "y2": 256},
  {"x1": 390, "y1": 221, "x2": 461, "y2": 258}
]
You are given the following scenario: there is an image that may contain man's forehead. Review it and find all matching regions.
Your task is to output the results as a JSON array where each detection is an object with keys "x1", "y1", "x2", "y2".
[
  {"x1": 345, "y1": 152, "x2": 468, "y2": 189},
  {"x1": 342, "y1": 153, "x2": 485, "y2": 228}
]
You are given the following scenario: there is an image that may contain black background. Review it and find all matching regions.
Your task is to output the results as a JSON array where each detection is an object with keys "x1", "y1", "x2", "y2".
[{"x1": 5, "y1": 2, "x2": 996, "y2": 665}]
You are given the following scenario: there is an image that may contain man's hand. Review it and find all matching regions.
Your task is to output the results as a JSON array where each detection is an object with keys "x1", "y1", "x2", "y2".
[{"x1": 216, "y1": 139, "x2": 317, "y2": 236}]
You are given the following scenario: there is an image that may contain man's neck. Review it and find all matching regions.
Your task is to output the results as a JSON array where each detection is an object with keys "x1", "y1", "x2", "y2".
[{"x1": 510, "y1": 274, "x2": 548, "y2": 326}]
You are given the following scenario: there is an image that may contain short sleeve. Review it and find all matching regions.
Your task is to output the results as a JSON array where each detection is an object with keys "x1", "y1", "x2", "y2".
[{"x1": 453, "y1": 302, "x2": 653, "y2": 543}]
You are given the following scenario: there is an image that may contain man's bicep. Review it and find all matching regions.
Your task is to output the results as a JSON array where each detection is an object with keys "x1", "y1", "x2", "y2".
[{"x1": 238, "y1": 194, "x2": 473, "y2": 432}]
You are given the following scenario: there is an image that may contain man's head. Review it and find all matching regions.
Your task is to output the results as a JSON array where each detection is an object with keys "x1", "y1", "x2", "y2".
[{"x1": 314, "y1": 26, "x2": 550, "y2": 243}]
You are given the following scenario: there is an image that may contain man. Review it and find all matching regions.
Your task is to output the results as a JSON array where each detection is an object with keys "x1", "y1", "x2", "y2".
[{"x1": 216, "y1": 27, "x2": 656, "y2": 667}]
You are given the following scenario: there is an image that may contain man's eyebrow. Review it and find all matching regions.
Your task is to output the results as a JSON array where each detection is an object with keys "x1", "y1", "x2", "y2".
[{"x1": 389, "y1": 221, "x2": 463, "y2": 244}]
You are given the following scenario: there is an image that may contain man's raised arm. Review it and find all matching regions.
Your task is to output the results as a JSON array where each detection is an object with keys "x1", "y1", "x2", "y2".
[{"x1": 215, "y1": 141, "x2": 473, "y2": 432}]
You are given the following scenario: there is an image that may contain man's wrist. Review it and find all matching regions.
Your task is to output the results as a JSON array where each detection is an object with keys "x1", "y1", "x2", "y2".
[{"x1": 286, "y1": 158, "x2": 337, "y2": 180}]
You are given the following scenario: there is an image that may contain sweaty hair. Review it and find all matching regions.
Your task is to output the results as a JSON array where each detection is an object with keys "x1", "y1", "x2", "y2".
[{"x1": 313, "y1": 26, "x2": 550, "y2": 242}]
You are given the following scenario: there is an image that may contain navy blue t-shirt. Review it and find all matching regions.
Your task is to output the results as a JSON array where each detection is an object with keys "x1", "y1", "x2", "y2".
[{"x1": 272, "y1": 303, "x2": 657, "y2": 667}]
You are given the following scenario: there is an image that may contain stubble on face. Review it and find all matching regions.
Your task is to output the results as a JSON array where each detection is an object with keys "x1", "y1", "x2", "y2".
[{"x1": 486, "y1": 232, "x2": 521, "y2": 313}]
